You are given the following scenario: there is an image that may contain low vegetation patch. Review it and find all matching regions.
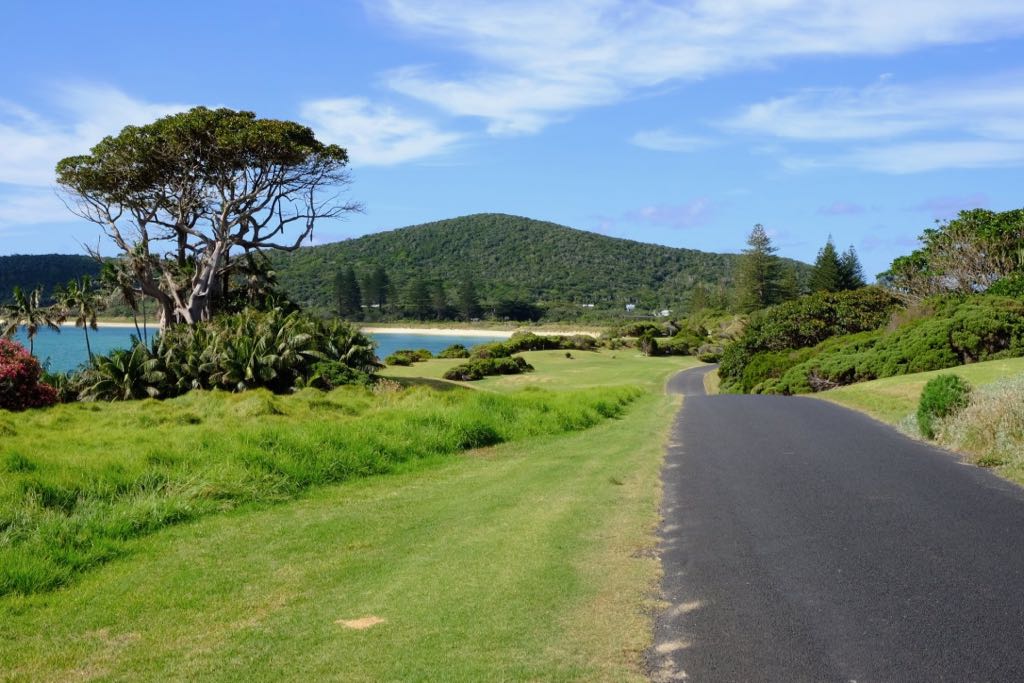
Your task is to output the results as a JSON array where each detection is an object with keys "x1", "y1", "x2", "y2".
[
  {"x1": 917, "y1": 374, "x2": 972, "y2": 439},
  {"x1": 0, "y1": 383, "x2": 641, "y2": 596},
  {"x1": 442, "y1": 356, "x2": 534, "y2": 381},
  {"x1": 470, "y1": 331, "x2": 597, "y2": 359},
  {"x1": 384, "y1": 348, "x2": 433, "y2": 366}
]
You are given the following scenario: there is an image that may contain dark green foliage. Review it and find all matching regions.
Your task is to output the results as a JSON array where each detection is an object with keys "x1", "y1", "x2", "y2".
[
  {"x1": 334, "y1": 267, "x2": 362, "y2": 318},
  {"x1": 878, "y1": 208, "x2": 1024, "y2": 301},
  {"x1": 442, "y1": 356, "x2": 534, "y2": 381},
  {"x1": 76, "y1": 309, "x2": 378, "y2": 400},
  {"x1": 437, "y1": 344, "x2": 471, "y2": 359},
  {"x1": 735, "y1": 224, "x2": 786, "y2": 312},
  {"x1": 269, "y1": 214, "x2": 809, "y2": 317},
  {"x1": 809, "y1": 238, "x2": 843, "y2": 293},
  {"x1": 838, "y1": 246, "x2": 866, "y2": 290},
  {"x1": 759, "y1": 296, "x2": 1024, "y2": 394},
  {"x1": 719, "y1": 288, "x2": 900, "y2": 391},
  {"x1": 469, "y1": 332, "x2": 597, "y2": 359},
  {"x1": 986, "y1": 272, "x2": 1024, "y2": 298},
  {"x1": 403, "y1": 278, "x2": 433, "y2": 320},
  {"x1": 639, "y1": 332, "x2": 658, "y2": 357},
  {"x1": 917, "y1": 375, "x2": 972, "y2": 439},
  {"x1": 0, "y1": 255, "x2": 100, "y2": 304},
  {"x1": 610, "y1": 321, "x2": 665, "y2": 337},
  {"x1": 457, "y1": 276, "x2": 481, "y2": 320},
  {"x1": 384, "y1": 348, "x2": 433, "y2": 366},
  {"x1": 494, "y1": 298, "x2": 544, "y2": 322},
  {"x1": 305, "y1": 361, "x2": 373, "y2": 390}
]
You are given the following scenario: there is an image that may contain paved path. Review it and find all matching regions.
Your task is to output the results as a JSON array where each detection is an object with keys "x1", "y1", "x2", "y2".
[{"x1": 649, "y1": 365, "x2": 1024, "y2": 682}]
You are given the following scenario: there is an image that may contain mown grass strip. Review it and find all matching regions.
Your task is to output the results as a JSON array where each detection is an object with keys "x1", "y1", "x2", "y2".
[
  {"x1": 0, "y1": 384, "x2": 643, "y2": 596},
  {"x1": 0, "y1": 390, "x2": 675, "y2": 682}
]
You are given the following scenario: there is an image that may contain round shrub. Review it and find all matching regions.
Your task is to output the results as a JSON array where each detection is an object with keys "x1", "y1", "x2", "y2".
[
  {"x1": 917, "y1": 374, "x2": 972, "y2": 439},
  {"x1": 0, "y1": 339, "x2": 57, "y2": 411},
  {"x1": 437, "y1": 344, "x2": 470, "y2": 359}
]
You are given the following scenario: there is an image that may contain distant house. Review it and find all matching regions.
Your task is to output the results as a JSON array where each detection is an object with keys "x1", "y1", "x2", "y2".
[
  {"x1": 581, "y1": 303, "x2": 595, "y2": 308},
  {"x1": 625, "y1": 303, "x2": 636, "y2": 312},
  {"x1": 658, "y1": 309, "x2": 671, "y2": 317}
]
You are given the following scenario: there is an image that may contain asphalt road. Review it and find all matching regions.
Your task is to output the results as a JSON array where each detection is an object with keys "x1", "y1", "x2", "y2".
[{"x1": 648, "y1": 365, "x2": 1024, "y2": 682}]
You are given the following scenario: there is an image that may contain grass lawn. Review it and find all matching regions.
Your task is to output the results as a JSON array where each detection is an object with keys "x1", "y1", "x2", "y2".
[
  {"x1": 816, "y1": 357, "x2": 1024, "y2": 425},
  {"x1": 383, "y1": 348, "x2": 700, "y2": 393},
  {"x1": 1, "y1": 353, "x2": 699, "y2": 680}
]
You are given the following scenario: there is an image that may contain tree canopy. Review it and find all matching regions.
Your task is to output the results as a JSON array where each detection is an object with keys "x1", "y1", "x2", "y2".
[{"x1": 56, "y1": 106, "x2": 359, "y2": 328}]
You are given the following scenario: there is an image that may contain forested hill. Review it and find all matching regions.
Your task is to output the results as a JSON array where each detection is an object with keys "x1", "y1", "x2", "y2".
[
  {"x1": 273, "y1": 213, "x2": 789, "y2": 312},
  {"x1": 0, "y1": 254, "x2": 101, "y2": 302}
]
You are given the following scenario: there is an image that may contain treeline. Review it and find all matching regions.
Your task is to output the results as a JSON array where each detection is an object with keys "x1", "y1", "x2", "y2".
[{"x1": 0, "y1": 255, "x2": 101, "y2": 303}]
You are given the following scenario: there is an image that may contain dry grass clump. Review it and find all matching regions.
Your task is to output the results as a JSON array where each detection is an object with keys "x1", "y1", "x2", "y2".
[{"x1": 939, "y1": 375, "x2": 1024, "y2": 467}]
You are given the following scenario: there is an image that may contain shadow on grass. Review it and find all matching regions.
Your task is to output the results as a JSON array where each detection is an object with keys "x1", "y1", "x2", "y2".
[{"x1": 388, "y1": 376, "x2": 469, "y2": 392}]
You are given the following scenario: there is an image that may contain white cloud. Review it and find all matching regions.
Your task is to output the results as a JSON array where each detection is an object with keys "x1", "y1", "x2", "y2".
[
  {"x1": 630, "y1": 129, "x2": 713, "y2": 152},
  {"x1": 0, "y1": 188, "x2": 70, "y2": 228},
  {"x1": 301, "y1": 97, "x2": 462, "y2": 165},
  {"x1": 371, "y1": 0, "x2": 1024, "y2": 134},
  {"x1": 0, "y1": 84, "x2": 189, "y2": 187}
]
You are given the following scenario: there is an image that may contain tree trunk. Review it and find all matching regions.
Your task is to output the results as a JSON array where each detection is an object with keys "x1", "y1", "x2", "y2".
[{"x1": 84, "y1": 326, "x2": 93, "y2": 364}]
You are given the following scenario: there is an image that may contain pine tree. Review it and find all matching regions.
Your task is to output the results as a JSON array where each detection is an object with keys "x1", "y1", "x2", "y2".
[
  {"x1": 457, "y1": 276, "x2": 481, "y2": 321},
  {"x1": 429, "y1": 281, "x2": 448, "y2": 319},
  {"x1": 778, "y1": 263, "x2": 804, "y2": 301},
  {"x1": 736, "y1": 224, "x2": 783, "y2": 312},
  {"x1": 366, "y1": 265, "x2": 390, "y2": 310},
  {"x1": 405, "y1": 278, "x2": 432, "y2": 320},
  {"x1": 838, "y1": 246, "x2": 866, "y2": 290},
  {"x1": 333, "y1": 267, "x2": 362, "y2": 318},
  {"x1": 809, "y1": 237, "x2": 843, "y2": 292}
]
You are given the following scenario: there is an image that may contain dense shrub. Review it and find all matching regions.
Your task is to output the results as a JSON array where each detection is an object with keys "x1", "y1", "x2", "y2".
[
  {"x1": 437, "y1": 343, "x2": 471, "y2": 359},
  {"x1": 75, "y1": 309, "x2": 378, "y2": 401},
  {"x1": 719, "y1": 288, "x2": 903, "y2": 391},
  {"x1": 442, "y1": 356, "x2": 534, "y2": 381},
  {"x1": 385, "y1": 348, "x2": 432, "y2": 366},
  {"x1": 917, "y1": 375, "x2": 972, "y2": 439},
  {"x1": 986, "y1": 272, "x2": 1024, "y2": 298},
  {"x1": 609, "y1": 321, "x2": 665, "y2": 338},
  {"x1": 760, "y1": 296, "x2": 1024, "y2": 394},
  {"x1": 0, "y1": 339, "x2": 57, "y2": 411},
  {"x1": 469, "y1": 332, "x2": 597, "y2": 359}
]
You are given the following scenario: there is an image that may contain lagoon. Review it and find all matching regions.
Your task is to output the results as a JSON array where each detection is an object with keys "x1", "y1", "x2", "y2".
[{"x1": 14, "y1": 326, "x2": 507, "y2": 373}]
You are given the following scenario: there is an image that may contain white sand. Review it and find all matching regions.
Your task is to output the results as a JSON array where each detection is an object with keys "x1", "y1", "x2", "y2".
[
  {"x1": 62, "y1": 321, "x2": 139, "y2": 329},
  {"x1": 360, "y1": 326, "x2": 600, "y2": 338}
]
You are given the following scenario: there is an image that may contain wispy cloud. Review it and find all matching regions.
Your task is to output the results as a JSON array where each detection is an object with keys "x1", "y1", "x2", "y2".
[
  {"x1": 727, "y1": 72, "x2": 1024, "y2": 172},
  {"x1": 630, "y1": 128, "x2": 713, "y2": 152},
  {"x1": 624, "y1": 198, "x2": 715, "y2": 230},
  {"x1": 911, "y1": 192, "x2": 989, "y2": 219},
  {"x1": 0, "y1": 188, "x2": 70, "y2": 228},
  {"x1": 0, "y1": 84, "x2": 190, "y2": 187},
  {"x1": 818, "y1": 201, "x2": 865, "y2": 216},
  {"x1": 301, "y1": 97, "x2": 463, "y2": 165},
  {"x1": 372, "y1": 0, "x2": 1024, "y2": 134}
]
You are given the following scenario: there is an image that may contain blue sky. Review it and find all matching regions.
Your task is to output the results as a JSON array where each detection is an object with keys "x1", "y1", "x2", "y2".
[{"x1": 1, "y1": 1, "x2": 1023, "y2": 279}]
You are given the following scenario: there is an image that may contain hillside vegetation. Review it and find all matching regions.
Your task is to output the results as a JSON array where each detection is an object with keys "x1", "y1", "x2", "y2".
[
  {"x1": 0, "y1": 255, "x2": 100, "y2": 303},
  {"x1": 272, "y1": 213, "x2": 804, "y2": 313}
]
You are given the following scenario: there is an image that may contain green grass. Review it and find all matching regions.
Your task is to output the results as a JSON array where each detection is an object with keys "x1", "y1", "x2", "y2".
[
  {"x1": 0, "y1": 384, "x2": 642, "y2": 597},
  {"x1": 383, "y1": 348, "x2": 701, "y2": 392},
  {"x1": 817, "y1": 357, "x2": 1024, "y2": 425},
  {"x1": 1, "y1": 353, "x2": 699, "y2": 680}
]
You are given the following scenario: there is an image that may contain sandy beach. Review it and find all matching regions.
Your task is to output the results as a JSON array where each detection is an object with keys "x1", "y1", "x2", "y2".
[
  {"x1": 360, "y1": 326, "x2": 599, "y2": 338},
  {"x1": 64, "y1": 321, "x2": 140, "y2": 329}
]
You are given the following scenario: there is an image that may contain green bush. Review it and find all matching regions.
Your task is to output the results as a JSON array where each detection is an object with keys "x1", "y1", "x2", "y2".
[
  {"x1": 468, "y1": 332, "x2": 597, "y2": 359},
  {"x1": 442, "y1": 356, "x2": 534, "y2": 381},
  {"x1": 764, "y1": 296, "x2": 1024, "y2": 394},
  {"x1": 917, "y1": 375, "x2": 972, "y2": 439},
  {"x1": 719, "y1": 287, "x2": 900, "y2": 391},
  {"x1": 986, "y1": 272, "x2": 1024, "y2": 298},
  {"x1": 437, "y1": 344, "x2": 471, "y2": 359}
]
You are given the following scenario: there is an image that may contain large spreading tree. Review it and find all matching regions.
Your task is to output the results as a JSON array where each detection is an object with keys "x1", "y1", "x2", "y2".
[{"x1": 56, "y1": 107, "x2": 359, "y2": 328}]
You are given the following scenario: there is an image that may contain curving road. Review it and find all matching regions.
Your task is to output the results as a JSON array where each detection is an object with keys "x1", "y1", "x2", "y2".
[{"x1": 648, "y1": 365, "x2": 1024, "y2": 682}]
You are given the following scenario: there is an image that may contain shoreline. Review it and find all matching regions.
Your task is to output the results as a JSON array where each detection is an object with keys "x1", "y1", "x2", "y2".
[{"x1": 55, "y1": 322, "x2": 600, "y2": 338}]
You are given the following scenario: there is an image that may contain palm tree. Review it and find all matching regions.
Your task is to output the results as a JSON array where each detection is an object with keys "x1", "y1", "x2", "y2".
[
  {"x1": 1, "y1": 285, "x2": 61, "y2": 355},
  {"x1": 100, "y1": 261, "x2": 147, "y2": 343},
  {"x1": 56, "y1": 276, "x2": 102, "y2": 364}
]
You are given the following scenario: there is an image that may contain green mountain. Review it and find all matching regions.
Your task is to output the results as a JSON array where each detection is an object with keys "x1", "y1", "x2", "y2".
[
  {"x1": 273, "y1": 213, "x2": 782, "y2": 313},
  {"x1": 0, "y1": 254, "x2": 101, "y2": 303}
]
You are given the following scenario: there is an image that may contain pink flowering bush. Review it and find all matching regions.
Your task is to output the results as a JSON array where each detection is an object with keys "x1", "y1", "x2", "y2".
[{"x1": 0, "y1": 338, "x2": 57, "y2": 411}]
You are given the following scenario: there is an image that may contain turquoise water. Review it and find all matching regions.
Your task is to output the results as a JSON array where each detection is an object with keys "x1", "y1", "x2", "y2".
[{"x1": 14, "y1": 327, "x2": 506, "y2": 373}]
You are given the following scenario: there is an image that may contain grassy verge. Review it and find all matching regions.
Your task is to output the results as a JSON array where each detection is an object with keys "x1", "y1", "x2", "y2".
[
  {"x1": 0, "y1": 356, "x2": 694, "y2": 681},
  {"x1": 0, "y1": 384, "x2": 641, "y2": 596},
  {"x1": 703, "y1": 368, "x2": 721, "y2": 395},
  {"x1": 816, "y1": 357, "x2": 1024, "y2": 425}
]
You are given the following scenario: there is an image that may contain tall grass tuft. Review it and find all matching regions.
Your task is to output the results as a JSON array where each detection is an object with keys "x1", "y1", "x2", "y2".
[
  {"x1": 939, "y1": 375, "x2": 1024, "y2": 467},
  {"x1": 0, "y1": 384, "x2": 642, "y2": 596}
]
